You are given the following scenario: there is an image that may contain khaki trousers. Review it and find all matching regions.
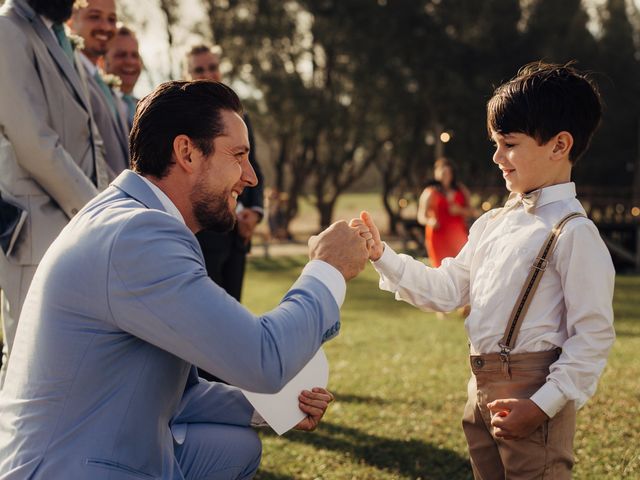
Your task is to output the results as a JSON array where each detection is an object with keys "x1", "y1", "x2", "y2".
[{"x1": 462, "y1": 350, "x2": 575, "y2": 480}]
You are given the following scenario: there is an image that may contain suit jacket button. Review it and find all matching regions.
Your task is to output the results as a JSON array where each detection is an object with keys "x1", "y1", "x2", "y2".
[{"x1": 71, "y1": 208, "x2": 78, "y2": 215}]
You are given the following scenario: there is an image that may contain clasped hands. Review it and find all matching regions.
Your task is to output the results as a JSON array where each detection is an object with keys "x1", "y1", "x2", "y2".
[
  {"x1": 308, "y1": 211, "x2": 384, "y2": 280},
  {"x1": 488, "y1": 398, "x2": 549, "y2": 440}
]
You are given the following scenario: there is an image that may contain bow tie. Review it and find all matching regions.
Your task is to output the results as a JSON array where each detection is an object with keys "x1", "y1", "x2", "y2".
[{"x1": 503, "y1": 190, "x2": 542, "y2": 214}]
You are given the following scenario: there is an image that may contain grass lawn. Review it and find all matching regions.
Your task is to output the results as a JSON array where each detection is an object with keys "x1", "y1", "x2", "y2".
[{"x1": 243, "y1": 255, "x2": 640, "y2": 480}]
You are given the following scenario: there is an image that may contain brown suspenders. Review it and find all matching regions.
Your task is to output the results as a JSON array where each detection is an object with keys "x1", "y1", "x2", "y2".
[{"x1": 498, "y1": 212, "x2": 586, "y2": 374}]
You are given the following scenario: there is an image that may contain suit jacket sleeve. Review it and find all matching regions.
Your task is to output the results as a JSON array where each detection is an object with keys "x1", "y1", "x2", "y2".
[
  {"x1": 0, "y1": 20, "x2": 98, "y2": 218},
  {"x1": 239, "y1": 113, "x2": 264, "y2": 215},
  {"x1": 107, "y1": 210, "x2": 340, "y2": 394}
]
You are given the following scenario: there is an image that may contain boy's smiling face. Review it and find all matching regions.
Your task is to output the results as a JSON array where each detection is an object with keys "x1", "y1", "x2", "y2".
[{"x1": 490, "y1": 130, "x2": 569, "y2": 194}]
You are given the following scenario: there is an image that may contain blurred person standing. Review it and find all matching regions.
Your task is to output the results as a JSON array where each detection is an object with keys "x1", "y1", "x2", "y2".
[
  {"x1": 68, "y1": 0, "x2": 129, "y2": 175},
  {"x1": 417, "y1": 157, "x2": 473, "y2": 267},
  {"x1": 184, "y1": 44, "x2": 265, "y2": 303},
  {"x1": 104, "y1": 24, "x2": 142, "y2": 132},
  {"x1": 0, "y1": 0, "x2": 106, "y2": 386}
]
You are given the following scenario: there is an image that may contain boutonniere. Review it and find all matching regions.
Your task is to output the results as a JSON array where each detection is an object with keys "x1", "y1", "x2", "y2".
[
  {"x1": 101, "y1": 72, "x2": 122, "y2": 90},
  {"x1": 68, "y1": 33, "x2": 84, "y2": 51}
]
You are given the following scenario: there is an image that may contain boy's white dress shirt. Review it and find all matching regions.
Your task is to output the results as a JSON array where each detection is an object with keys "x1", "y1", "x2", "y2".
[{"x1": 372, "y1": 182, "x2": 615, "y2": 418}]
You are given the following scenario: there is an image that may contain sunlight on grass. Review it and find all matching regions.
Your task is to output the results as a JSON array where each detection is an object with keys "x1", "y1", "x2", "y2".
[{"x1": 243, "y1": 258, "x2": 640, "y2": 479}]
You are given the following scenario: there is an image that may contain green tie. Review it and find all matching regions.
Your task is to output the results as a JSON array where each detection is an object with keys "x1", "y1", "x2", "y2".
[
  {"x1": 93, "y1": 71, "x2": 118, "y2": 118},
  {"x1": 122, "y1": 94, "x2": 137, "y2": 128},
  {"x1": 52, "y1": 23, "x2": 74, "y2": 64}
]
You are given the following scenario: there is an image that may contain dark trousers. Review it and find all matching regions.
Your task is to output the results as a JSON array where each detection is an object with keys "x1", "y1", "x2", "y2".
[{"x1": 195, "y1": 227, "x2": 249, "y2": 382}]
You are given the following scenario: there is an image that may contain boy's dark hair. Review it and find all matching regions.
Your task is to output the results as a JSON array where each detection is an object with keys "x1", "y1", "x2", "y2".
[
  {"x1": 487, "y1": 62, "x2": 602, "y2": 163},
  {"x1": 130, "y1": 80, "x2": 243, "y2": 178}
]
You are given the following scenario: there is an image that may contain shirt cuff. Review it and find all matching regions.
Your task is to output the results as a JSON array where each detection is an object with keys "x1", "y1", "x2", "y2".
[
  {"x1": 301, "y1": 260, "x2": 346, "y2": 308},
  {"x1": 371, "y1": 243, "x2": 404, "y2": 282},
  {"x1": 530, "y1": 381, "x2": 568, "y2": 418}
]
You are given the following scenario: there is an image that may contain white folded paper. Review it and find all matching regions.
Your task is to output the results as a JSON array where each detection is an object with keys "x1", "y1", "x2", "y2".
[{"x1": 241, "y1": 348, "x2": 329, "y2": 435}]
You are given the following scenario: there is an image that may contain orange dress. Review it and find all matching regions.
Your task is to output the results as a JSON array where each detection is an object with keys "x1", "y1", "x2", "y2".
[{"x1": 424, "y1": 188, "x2": 469, "y2": 267}]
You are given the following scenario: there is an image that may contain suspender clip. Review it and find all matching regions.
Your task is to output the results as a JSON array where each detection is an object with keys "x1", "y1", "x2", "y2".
[
  {"x1": 498, "y1": 343, "x2": 512, "y2": 379},
  {"x1": 531, "y1": 257, "x2": 548, "y2": 271}
]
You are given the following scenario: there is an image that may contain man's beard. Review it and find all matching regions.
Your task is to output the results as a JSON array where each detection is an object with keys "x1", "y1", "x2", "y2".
[
  {"x1": 28, "y1": 0, "x2": 75, "y2": 23},
  {"x1": 190, "y1": 178, "x2": 236, "y2": 233}
]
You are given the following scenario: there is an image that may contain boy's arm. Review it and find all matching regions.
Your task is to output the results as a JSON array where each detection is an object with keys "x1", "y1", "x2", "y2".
[
  {"x1": 530, "y1": 219, "x2": 615, "y2": 416},
  {"x1": 358, "y1": 211, "x2": 490, "y2": 312}
]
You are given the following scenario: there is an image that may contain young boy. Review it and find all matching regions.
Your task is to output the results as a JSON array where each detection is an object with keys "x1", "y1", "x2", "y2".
[{"x1": 354, "y1": 62, "x2": 615, "y2": 479}]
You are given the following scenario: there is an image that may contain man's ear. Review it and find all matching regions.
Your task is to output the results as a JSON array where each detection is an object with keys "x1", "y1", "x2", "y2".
[
  {"x1": 172, "y1": 134, "x2": 195, "y2": 173},
  {"x1": 551, "y1": 131, "x2": 573, "y2": 159}
]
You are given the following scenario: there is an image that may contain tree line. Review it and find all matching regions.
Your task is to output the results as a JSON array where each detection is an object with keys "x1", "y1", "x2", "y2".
[{"x1": 189, "y1": 0, "x2": 639, "y2": 232}]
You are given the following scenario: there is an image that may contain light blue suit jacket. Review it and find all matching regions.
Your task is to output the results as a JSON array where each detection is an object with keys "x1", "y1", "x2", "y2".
[{"x1": 0, "y1": 170, "x2": 340, "y2": 479}]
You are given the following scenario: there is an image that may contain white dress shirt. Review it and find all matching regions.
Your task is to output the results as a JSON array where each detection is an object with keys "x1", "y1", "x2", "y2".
[{"x1": 372, "y1": 182, "x2": 615, "y2": 417}]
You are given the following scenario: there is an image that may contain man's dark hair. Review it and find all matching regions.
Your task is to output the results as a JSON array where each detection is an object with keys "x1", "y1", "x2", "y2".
[
  {"x1": 27, "y1": 0, "x2": 75, "y2": 23},
  {"x1": 130, "y1": 81, "x2": 243, "y2": 178},
  {"x1": 487, "y1": 61, "x2": 602, "y2": 163}
]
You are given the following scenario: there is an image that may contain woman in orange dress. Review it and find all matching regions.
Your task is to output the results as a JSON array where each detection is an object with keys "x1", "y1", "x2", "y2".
[{"x1": 417, "y1": 158, "x2": 471, "y2": 267}]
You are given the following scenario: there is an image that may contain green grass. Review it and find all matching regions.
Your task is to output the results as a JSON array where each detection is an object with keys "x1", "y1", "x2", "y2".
[{"x1": 243, "y1": 256, "x2": 640, "y2": 480}]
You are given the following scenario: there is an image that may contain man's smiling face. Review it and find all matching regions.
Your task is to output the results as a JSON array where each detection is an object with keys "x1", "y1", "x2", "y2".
[{"x1": 68, "y1": 0, "x2": 117, "y2": 63}]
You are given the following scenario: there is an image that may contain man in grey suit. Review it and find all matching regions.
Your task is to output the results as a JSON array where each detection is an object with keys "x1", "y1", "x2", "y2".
[
  {"x1": 0, "y1": 0, "x2": 107, "y2": 387},
  {"x1": 104, "y1": 24, "x2": 142, "y2": 132},
  {"x1": 0, "y1": 81, "x2": 370, "y2": 479},
  {"x1": 68, "y1": 0, "x2": 129, "y2": 176}
]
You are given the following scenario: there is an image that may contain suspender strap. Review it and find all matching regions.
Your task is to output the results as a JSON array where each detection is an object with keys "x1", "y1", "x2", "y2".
[{"x1": 498, "y1": 212, "x2": 586, "y2": 356}]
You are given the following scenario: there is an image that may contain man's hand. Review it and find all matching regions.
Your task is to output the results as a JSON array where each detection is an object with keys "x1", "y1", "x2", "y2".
[
  {"x1": 293, "y1": 387, "x2": 335, "y2": 431},
  {"x1": 237, "y1": 209, "x2": 261, "y2": 243},
  {"x1": 349, "y1": 211, "x2": 384, "y2": 261},
  {"x1": 308, "y1": 220, "x2": 369, "y2": 280},
  {"x1": 488, "y1": 398, "x2": 549, "y2": 440}
]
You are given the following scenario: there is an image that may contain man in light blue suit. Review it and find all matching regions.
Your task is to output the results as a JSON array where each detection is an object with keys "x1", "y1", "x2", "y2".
[{"x1": 0, "y1": 81, "x2": 370, "y2": 479}]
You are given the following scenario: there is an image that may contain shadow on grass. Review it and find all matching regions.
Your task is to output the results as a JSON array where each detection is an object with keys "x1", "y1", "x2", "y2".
[
  {"x1": 250, "y1": 256, "x2": 307, "y2": 272},
  {"x1": 331, "y1": 392, "x2": 390, "y2": 405},
  {"x1": 263, "y1": 422, "x2": 472, "y2": 479},
  {"x1": 255, "y1": 472, "x2": 296, "y2": 480},
  {"x1": 613, "y1": 327, "x2": 640, "y2": 338}
]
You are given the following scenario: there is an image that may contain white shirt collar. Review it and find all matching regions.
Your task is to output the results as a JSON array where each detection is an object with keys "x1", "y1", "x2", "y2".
[
  {"x1": 79, "y1": 51, "x2": 98, "y2": 76},
  {"x1": 532, "y1": 182, "x2": 577, "y2": 209},
  {"x1": 41, "y1": 15, "x2": 53, "y2": 29},
  {"x1": 138, "y1": 176, "x2": 185, "y2": 225},
  {"x1": 40, "y1": 15, "x2": 57, "y2": 41}
]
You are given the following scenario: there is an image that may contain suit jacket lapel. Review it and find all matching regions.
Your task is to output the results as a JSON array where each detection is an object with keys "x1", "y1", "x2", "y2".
[
  {"x1": 111, "y1": 96, "x2": 130, "y2": 156},
  {"x1": 13, "y1": 0, "x2": 90, "y2": 112},
  {"x1": 85, "y1": 67, "x2": 130, "y2": 159}
]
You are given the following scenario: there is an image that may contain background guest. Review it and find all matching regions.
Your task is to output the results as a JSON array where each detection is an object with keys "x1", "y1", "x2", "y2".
[
  {"x1": 68, "y1": 0, "x2": 129, "y2": 175},
  {"x1": 0, "y1": 0, "x2": 105, "y2": 386}
]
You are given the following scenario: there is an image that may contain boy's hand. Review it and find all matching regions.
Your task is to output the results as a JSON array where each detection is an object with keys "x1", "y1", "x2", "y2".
[
  {"x1": 488, "y1": 398, "x2": 549, "y2": 440},
  {"x1": 308, "y1": 221, "x2": 369, "y2": 280},
  {"x1": 349, "y1": 211, "x2": 384, "y2": 261},
  {"x1": 293, "y1": 387, "x2": 335, "y2": 432}
]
